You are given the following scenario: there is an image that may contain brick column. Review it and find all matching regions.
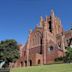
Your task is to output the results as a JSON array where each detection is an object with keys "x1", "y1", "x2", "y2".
[
  {"x1": 61, "y1": 35, "x2": 66, "y2": 53},
  {"x1": 27, "y1": 30, "x2": 32, "y2": 66},
  {"x1": 43, "y1": 22, "x2": 48, "y2": 64}
]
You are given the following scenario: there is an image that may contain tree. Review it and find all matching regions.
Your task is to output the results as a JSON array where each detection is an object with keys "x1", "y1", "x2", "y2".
[
  {"x1": 64, "y1": 47, "x2": 72, "y2": 63},
  {"x1": 0, "y1": 39, "x2": 20, "y2": 67}
]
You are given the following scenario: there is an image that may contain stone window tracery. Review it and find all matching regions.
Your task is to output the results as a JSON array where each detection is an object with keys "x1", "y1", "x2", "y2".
[{"x1": 30, "y1": 31, "x2": 42, "y2": 48}]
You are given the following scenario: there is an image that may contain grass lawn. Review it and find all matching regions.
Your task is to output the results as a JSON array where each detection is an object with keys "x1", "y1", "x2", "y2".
[{"x1": 11, "y1": 64, "x2": 72, "y2": 72}]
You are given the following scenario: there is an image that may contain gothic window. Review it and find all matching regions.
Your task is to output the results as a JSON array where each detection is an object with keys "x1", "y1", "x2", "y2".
[
  {"x1": 34, "y1": 32, "x2": 41, "y2": 46},
  {"x1": 40, "y1": 38, "x2": 42, "y2": 54},
  {"x1": 49, "y1": 21, "x2": 52, "y2": 33}
]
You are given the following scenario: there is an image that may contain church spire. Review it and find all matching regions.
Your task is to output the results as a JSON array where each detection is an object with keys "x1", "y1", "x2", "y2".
[
  {"x1": 40, "y1": 16, "x2": 44, "y2": 27},
  {"x1": 40, "y1": 16, "x2": 43, "y2": 21},
  {"x1": 51, "y1": 9, "x2": 55, "y2": 17}
]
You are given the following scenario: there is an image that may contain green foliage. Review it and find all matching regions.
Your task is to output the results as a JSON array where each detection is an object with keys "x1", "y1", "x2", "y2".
[
  {"x1": 64, "y1": 47, "x2": 72, "y2": 63},
  {"x1": 0, "y1": 39, "x2": 20, "y2": 63},
  {"x1": 55, "y1": 47, "x2": 72, "y2": 63},
  {"x1": 55, "y1": 57, "x2": 63, "y2": 62}
]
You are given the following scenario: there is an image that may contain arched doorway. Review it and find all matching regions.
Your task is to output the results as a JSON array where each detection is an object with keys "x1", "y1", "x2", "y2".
[
  {"x1": 38, "y1": 59, "x2": 41, "y2": 64},
  {"x1": 24, "y1": 61, "x2": 27, "y2": 66},
  {"x1": 29, "y1": 60, "x2": 32, "y2": 66},
  {"x1": 21, "y1": 61, "x2": 23, "y2": 67}
]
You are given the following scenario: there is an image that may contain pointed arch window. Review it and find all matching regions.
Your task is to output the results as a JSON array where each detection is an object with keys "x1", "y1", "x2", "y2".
[{"x1": 49, "y1": 21, "x2": 52, "y2": 33}]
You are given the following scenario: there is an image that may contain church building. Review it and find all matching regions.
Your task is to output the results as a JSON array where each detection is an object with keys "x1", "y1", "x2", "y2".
[{"x1": 13, "y1": 10, "x2": 72, "y2": 67}]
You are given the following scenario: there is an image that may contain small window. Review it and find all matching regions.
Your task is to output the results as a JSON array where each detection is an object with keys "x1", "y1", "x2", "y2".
[
  {"x1": 48, "y1": 46, "x2": 53, "y2": 52},
  {"x1": 50, "y1": 46, "x2": 53, "y2": 51}
]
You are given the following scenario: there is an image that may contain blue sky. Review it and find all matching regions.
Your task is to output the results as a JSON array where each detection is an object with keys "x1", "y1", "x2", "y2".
[{"x1": 0, "y1": 0, "x2": 72, "y2": 44}]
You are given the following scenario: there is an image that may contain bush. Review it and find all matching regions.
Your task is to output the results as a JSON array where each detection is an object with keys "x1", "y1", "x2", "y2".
[{"x1": 55, "y1": 57, "x2": 64, "y2": 62}]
